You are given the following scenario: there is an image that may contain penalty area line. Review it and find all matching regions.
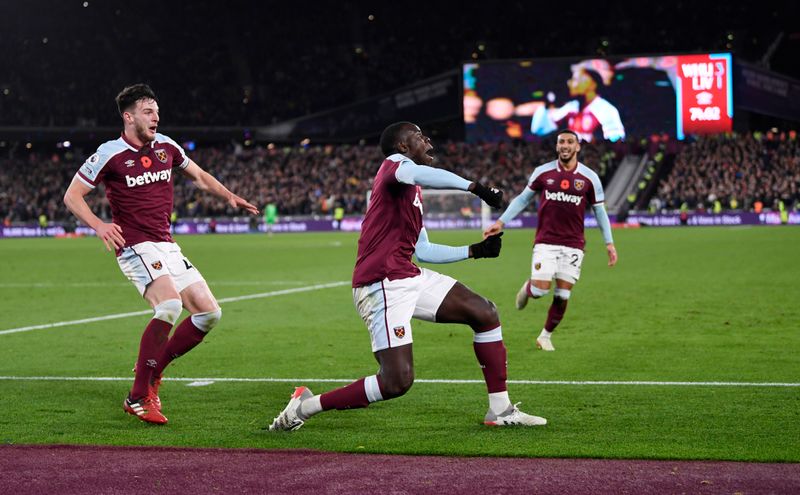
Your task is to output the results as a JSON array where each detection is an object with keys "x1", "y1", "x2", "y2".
[
  {"x1": 0, "y1": 281, "x2": 350, "y2": 336},
  {"x1": 0, "y1": 376, "x2": 797, "y2": 388}
]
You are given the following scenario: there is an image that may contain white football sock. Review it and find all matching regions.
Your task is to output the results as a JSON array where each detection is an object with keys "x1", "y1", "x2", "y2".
[
  {"x1": 298, "y1": 395, "x2": 322, "y2": 420},
  {"x1": 538, "y1": 329, "x2": 553, "y2": 339},
  {"x1": 488, "y1": 391, "x2": 511, "y2": 415}
]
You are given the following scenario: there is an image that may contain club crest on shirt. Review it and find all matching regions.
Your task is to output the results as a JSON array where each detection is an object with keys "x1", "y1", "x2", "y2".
[
  {"x1": 393, "y1": 326, "x2": 406, "y2": 338},
  {"x1": 534, "y1": 262, "x2": 542, "y2": 271},
  {"x1": 155, "y1": 149, "x2": 168, "y2": 163},
  {"x1": 574, "y1": 179, "x2": 585, "y2": 191},
  {"x1": 151, "y1": 261, "x2": 163, "y2": 270}
]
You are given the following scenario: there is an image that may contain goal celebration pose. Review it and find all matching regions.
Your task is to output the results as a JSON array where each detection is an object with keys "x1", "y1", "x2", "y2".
[
  {"x1": 269, "y1": 122, "x2": 547, "y2": 430},
  {"x1": 64, "y1": 84, "x2": 259, "y2": 424}
]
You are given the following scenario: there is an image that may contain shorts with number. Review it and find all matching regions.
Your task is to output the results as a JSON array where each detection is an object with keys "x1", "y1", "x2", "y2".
[
  {"x1": 352, "y1": 267, "x2": 457, "y2": 352},
  {"x1": 117, "y1": 241, "x2": 205, "y2": 296},
  {"x1": 530, "y1": 243, "x2": 584, "y2": 284}
]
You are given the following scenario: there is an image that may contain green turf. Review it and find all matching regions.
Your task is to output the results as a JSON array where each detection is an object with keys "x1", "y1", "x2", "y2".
[{"x1": 1, "y1": 227, "x2": 799, "y2": 461}]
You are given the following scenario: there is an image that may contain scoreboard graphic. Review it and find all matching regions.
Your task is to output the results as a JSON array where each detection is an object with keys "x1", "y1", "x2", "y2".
[
  {"x1": 464, "y1": 53, "x2": 733, "y2": 142},
  {"x1": 674, "y1": 53, "x2": 733, "y2": 138}
]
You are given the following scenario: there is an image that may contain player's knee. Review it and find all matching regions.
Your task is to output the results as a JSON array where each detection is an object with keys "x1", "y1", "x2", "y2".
[
  {"x1": 191, "y1": 308, "x2": 222, "y2": 333},
  {"x1": 153, "y1": 299, "x2": 182, "y2": 325},
  {"x1": 553, "y1": 288, "x2": 571, "y2": 301},
  {"x1": 380, "y1": 368, "x2": 415, "y2": 399},
  {"x1": 530, "y1": 284, "x2": 550, "y2": 299},
  {"x1": 468, "y1": 297, "x2": 499, "y2": 329}
]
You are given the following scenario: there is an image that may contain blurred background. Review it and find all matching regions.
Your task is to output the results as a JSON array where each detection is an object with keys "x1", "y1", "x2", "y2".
[{"x1": 1, "y1": 0, "x2": 798, "y2": 231}]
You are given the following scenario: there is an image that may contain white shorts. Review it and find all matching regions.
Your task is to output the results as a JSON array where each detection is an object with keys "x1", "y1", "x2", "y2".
[
  {"x1": 531, "y1": 243, "x2": 584, "y2": 284},
  {"x1": 117, "y1": 241, "x2": 205, "y2": 296},
  {"x1": 353, "y1": 268, "x2": 458, "y2": 352}
]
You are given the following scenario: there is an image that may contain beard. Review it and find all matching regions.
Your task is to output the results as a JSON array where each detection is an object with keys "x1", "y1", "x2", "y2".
[{"x1": 135, "y1": 121, "x2": 155, "y2": 143}]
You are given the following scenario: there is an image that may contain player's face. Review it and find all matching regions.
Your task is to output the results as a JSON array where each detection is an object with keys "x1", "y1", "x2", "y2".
[
  {"x1": 400, "y1": 125, "x2": 435, "y2": 165},
  {"x1": 556, "y1": 133, "x2": 580, "y2": 163},
  {"x1": 127, "y1": 98, "x2": 160, "y2": 143},
  {"x1": 568, "y1": 69, "x2": 595, "y2": 97}
]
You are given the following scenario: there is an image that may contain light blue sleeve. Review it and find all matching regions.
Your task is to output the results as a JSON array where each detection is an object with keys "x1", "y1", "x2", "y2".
[
  {"x1": 498, "y1": 187, "x2": 536, "y2": 224},
  {"x1": 395, "y1": 161, "x2": 471, "y2": 190},
  {"x1": 592, "y1": 203, "x2": 614, "y2": 244},
  {"x1": 414, "y1": 227, "x2": 469, "y2": 264}
]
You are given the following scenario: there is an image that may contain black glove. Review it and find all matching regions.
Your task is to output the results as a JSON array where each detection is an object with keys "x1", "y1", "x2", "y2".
[
  {"x1": 470, "y1": 182, "x2": 504, "y2": 209},
  {"x1": 470, "y1": 232, "x2": 503, "y2": 259}
]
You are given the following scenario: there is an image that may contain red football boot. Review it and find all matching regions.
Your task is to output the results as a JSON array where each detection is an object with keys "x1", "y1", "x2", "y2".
[{"x1": 123, "y1": 396, "x2": 168, "y2": 425}]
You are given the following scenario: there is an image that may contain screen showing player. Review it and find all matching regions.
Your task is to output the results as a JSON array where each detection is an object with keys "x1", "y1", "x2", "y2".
[{"x1": 463, "y1": 53, "x2": 733, "y2": 142}]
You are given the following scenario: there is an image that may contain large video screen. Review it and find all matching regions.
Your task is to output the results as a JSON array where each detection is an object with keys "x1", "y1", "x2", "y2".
[{"x1": 463, "y1": 53, "x2": 733, "y2": 142}]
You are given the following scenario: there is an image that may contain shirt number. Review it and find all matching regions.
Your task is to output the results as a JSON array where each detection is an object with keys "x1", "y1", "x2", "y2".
[{"x1": 413, "y1": 192, "x2": 424, "y2": 215}]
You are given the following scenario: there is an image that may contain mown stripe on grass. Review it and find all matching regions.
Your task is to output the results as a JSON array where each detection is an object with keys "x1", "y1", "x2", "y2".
[{"x1": 0, "y1": 281, "x2": 350, "y2": 336}]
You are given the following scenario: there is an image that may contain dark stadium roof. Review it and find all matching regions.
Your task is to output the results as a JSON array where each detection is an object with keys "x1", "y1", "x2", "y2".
[{"x1": 1, "y1": 0, "x2": 797, "y2": 126}]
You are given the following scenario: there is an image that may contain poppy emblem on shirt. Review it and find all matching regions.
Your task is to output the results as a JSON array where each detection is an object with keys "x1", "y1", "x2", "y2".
[
  {"x1": 560, "y1": 179, "x2": 570, "y2": 190},
  {"x1": 534, "y1": 262, "x2": 542, "y2": 271},
  {"x1": 151, "y1": 261, "x2": 163, "y2": 270},
  {"x1": 574, "y1": 179, "x2": 585, "y2": 191},
  {"x1": 393, "y1": 326, "x2": 406, "y2": 339},
  {"x1": 141, "y1": 156, "x2": 153, "y2": 169},
  {"x1": 155, "y1": 149, "x2": 168, "y2": 163}
]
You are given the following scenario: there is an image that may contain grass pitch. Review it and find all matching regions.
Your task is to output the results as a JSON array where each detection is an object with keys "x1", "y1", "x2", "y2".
[{"x1": 1, "y1": 226, "x2": 798, "y2": 461}]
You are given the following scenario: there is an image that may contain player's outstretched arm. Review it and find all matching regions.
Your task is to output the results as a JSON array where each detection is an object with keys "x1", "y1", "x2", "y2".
[
  {"x1": 592, "y1": 202, "x2": 617, "y2": 266},
  {"x1": 469, "y1": 232, "x2": 503, "y2": 259},
  {"x1": 394, "y1": 161, "x2": 503, "y2": 208},
  {"x1": 606, "y1": 243, "x2": 618, "y2": 266},
  {"x1": 63, "y1": 178, "x2": 125, "y2": 252},
  {"x1": 483, "y1": 220, "x2": 505, "y2": 238},
  {"x1": 395, "y1": 160, "x2": 471, "y2": 190},
  {"x1": 467, "y1": 182, "x2": 504, "y2": 209},
  {"x1": 182, "y1": 160, "x2": 259, "y2": 215},
  {"x1": 414, "y1": 227, "x2": 468, "y2": 264},
  {"x1": 483, "y1": 188, "x2": 535, "y2": 238},
  {"x1": 414, "y1": 228, "x2": 503, "y2": 263}
]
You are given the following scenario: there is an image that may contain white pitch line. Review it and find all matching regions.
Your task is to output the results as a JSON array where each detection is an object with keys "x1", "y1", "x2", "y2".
[
  {"x1": 0, "y1": 281, "x2": 350, "y2": 336},
  {"x1": 0, "y1": 375, "x2": 797, "y2": 387},
  {"x1": 0, "y1": 280, "x2": 313, "y2": 288}
]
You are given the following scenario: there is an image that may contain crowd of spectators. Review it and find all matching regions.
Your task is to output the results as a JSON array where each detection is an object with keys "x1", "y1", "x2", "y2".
[
  {"x1": 4, "y1": 130, "x2": 799, "y2": 227},
  {"x1": 1, "y1": 2, "x2": 796, "y2": 127},
  {"x1": 4, "y1": 132, "x2": 798, "y2": 226},
  {"x1": 0, "y1": 138, "x2": 618, "y2": 224},
  {"x1": 654, "y1": 132, "x2": 800, "y2": 212}
]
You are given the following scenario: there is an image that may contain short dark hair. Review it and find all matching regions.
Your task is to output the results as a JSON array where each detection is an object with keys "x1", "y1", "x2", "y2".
[
  {"x1": 584, "y1": 69, "x2": 604, "y2": 88},
  {"x1": 379, "y1": 121, "x2": 415, "y2": 157},
  {"x1": 115, "y1": 84, "x2": 158, "y2": 116},
  {"x1": 556, "y1": 129, "x2": 580, "y2": 141}
]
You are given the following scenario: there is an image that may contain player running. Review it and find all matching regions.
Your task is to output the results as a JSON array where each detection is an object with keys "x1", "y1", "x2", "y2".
[
  {"x1": 63, "y1": 84, "x2": 259, "y2": 424},
  {"x1": 269, "y1": 122, "x2": 547, "y2": 431},
  {"x1": 484, "y1": 129, "x2": 617, "y2": 351}
]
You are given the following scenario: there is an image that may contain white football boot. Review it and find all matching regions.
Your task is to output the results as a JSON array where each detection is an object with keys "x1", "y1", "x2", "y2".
[
  {"x1": 484, "y1": 403, "x2": 547, "y2": 426},
  {"x1": 269, "y1": 386, "x2": 313, "y2": 431}
]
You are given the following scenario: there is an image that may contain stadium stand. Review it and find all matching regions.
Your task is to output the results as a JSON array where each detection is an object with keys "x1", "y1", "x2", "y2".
[
  {"x1": 1, "y1": 2, "x2": 797, "y2": 126},
  {"x1": 653, "y1": 132, "x2": 800, "y2": 212},
  {"x1": 4, "y1": 132, "x2": 798, "y2": 227},
  {"x1": 1, "y1": 138, "x2": 623, "y2": 223},
  {"x1": 1, "y1": 2, "x2": 798, "y2": 228}
]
